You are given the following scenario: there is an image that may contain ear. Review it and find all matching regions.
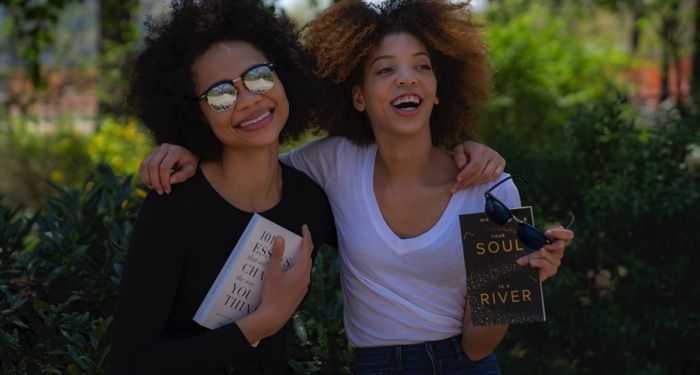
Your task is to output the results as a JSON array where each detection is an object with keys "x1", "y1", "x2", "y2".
[
  {"x1": 434, "y1": 96, "x2": 440, "y2": 105},
  {"x1": 352, "y1": 85, "x2": 366, "y2": 112}
]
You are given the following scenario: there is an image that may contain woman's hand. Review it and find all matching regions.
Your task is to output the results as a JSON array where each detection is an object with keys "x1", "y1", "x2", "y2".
[
  {"x1": 451, "y1": 141, "x2": 506, "y2": 193},
  {"x1": 516, "y1": 227, "x2": 574, "y2": 282},
  {"x1": 236, "y1": 225, "x2": 314, "y2": 344},
  {"x1": 139, "y1": 143, "x2": 198, "y2": 194}
]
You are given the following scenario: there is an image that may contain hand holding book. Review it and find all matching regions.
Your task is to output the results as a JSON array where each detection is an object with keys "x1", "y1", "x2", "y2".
[
  {"x1": 515, "y1": 226, "x2": 574, "y2": 282},
  {"x1": 460, "y1": 175, "x2": 576, "y2": 326},
  {"x1": 236, "y1": 224, "x2": 314, "y2": 344}
]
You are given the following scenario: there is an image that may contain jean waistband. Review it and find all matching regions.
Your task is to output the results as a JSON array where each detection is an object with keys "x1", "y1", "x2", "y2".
[{"x1": 353, "y1": 335, "x2": 465, "y2": 361}]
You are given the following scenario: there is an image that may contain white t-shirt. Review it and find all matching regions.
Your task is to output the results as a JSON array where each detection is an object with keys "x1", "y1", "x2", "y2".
[{"x1": 282, "y1": 136, "x2": 520, "y2": 347}]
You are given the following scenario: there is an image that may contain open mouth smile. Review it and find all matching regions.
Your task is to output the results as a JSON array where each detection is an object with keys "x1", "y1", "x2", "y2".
[{"x1": 391, "y1": 94, "x2": 422, "y2": 114}]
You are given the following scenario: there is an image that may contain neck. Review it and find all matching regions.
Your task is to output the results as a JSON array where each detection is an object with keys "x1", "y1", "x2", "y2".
[
  {"x1": 202, "y1": 143, "x2": 282, "y2": 212},
  {"x1": 373, "y1": 126, "x2": 453, "y2": 185}
]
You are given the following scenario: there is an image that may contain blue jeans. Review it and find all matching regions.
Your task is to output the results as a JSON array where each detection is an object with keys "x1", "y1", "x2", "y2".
[{"x1": 351, "y1": 335, "x2": 500, "y2": 375}]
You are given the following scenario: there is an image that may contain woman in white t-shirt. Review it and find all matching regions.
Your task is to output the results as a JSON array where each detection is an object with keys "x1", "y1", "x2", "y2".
[
  {"x1": 296, "y1": 1, "x2": 573, "y2": 373},
  {"x1": 137, "y1": 1, "x2": 574, "y2": 373}
]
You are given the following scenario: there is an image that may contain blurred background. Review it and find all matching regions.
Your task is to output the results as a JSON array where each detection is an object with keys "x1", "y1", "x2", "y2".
[{"x1": 0, "y1": 0, "x2": 698, "y2": 374}]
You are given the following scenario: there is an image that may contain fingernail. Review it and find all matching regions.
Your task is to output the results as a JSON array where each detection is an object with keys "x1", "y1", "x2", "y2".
[
  {"x1": 516, "y1": 258, "x2": 528, "y2": 266},
  {"x1": 156, "y1": 189, "x2": 163, "y2": 195},
  {"x1": 545, "y1": 230, "x2": 552, "y2": 236},
  {"x1": 170, "y1": 177, "x2": 178, "y2": 184},
  {"x1": 456, "y1": 175, "x2": 463, "y2": 181}
]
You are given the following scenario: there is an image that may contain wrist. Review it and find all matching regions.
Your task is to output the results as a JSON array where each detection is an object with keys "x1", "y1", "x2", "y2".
[{"x1": 236, "y1": 307, "x2": 281, "y2": 344}]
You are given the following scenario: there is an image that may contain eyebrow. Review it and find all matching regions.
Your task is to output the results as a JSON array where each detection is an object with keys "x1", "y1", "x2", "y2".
[{"x1": 369, "y1": 51, "x2": 430, "y2": 67}]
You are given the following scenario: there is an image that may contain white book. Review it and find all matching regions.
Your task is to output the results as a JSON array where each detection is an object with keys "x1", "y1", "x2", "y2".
[{"x1": 193, "y1": 213, "x2": 303, "y2": 330}]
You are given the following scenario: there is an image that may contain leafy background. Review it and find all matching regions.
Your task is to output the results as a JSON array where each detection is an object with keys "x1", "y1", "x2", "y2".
[{"x1": 0, "y1": 0, "x2": 699, "y2": 374}]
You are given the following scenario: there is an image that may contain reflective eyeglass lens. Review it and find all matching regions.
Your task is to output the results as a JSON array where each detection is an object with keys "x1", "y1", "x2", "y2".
[
  {"x1": 517, "y1": 224, "x2": 548, "y2": 250},
  {"x1": 243, "y1": 65, "x2": 275, "y2": 94},
  {"x1": 485, "y1": 197, "x2": 512, "y2": 225},
  {"x1": 206, "y1": 83, "x2": 237, "y2": 111}
]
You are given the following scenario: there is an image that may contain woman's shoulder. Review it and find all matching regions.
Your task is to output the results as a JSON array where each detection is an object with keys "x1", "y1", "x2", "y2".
[
  {"x1": 289, "y1": 135, "x2": 367, "y2": 159},
  {"x1": 139, "y1": 168, "x2": 207, "y2": 215},
  {"x1": 281, "y1": 162, "x2": 325, "y2": 193},
  {"x1": 452, "y1": 172, "x2": 519, "y2": 202},
  {"x1": 483, "y1": 172, "x2": 518, "y2": 193}
]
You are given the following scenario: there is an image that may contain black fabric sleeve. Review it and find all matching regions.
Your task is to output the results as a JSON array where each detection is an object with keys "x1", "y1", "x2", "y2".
[{"x1": 110, "y1": 192, "x2": 254, "y2": 375}]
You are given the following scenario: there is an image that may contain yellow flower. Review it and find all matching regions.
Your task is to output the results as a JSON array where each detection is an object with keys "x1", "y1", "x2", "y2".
[{"x1": 49, "y1": 170, "x2": 65, "y2": 183}]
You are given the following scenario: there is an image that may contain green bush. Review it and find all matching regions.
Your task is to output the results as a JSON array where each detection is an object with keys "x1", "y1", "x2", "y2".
[
  {"x1": 491, "y1": 98, "x2": 700, "y2": 375},
  {"x1": 288, "y1": 246, "x2": 352, "y2": 374},
  {"x1": 481, "y1": 3, "x2": 629, "y2": 150},
  {"x1": 0, "y1": 117, "x2": 153, "y2": 209},
  {"x1": 0, "y1": 165, "x2": 141, "y2": 374}
]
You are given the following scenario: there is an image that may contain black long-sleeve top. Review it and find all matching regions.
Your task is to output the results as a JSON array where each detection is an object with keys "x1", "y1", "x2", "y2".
[{"x1": 110, "y1": 164, "x2": 337, "y2": 375}]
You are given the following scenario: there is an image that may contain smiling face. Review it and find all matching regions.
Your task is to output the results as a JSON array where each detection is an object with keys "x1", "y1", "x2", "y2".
[
  {"x1": 352, "y1": 32, "x2": 438, "y2": 142},
  {"x1": 193, "y1": 41, "x2": 289, "y2": 151}
]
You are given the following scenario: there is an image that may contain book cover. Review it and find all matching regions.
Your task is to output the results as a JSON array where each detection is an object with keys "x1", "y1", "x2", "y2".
[
  {"x1": 459, "y1": 206, "x2": 546, "y2": 326},
  {"x1": 193, "y1": 213, "x2": 302, "y2": 330}
]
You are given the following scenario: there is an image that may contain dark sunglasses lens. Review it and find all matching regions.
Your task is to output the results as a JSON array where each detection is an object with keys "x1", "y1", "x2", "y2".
[
  {"x1": 206, "y1": 82, "x2": 237, "y2": 111},
  {"x1": 243, "y1": 65, "x2": 275, "y2": 94},
  {"x1": 485, "y1": 197, "x2": 512, "y2": 225},
  {"x1": 517, "y1": 224, "x2": 547, "y2": 250}
]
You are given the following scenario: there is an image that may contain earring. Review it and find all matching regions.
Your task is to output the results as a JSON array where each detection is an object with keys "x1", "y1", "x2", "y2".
[{"x1": 434, "y1": 97, "x2": 440, "y2": 105}]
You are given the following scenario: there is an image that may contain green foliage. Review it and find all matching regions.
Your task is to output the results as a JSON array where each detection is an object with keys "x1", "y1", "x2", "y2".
[
  {"x1": 0, "y1": 119, "x2": 92, "y2": 210},
  {"x1": 490, "y1": 97, "x2": 700, "y2": 374},
  {"x1": 0, "y1": 117, "x2": 153, "y2": 209},
  {"x1": 0, "y1": 0, "x2": 78, "y2": 86},
  {"x1": 86, "y1": 118, "x2": 154, "y2": 176},
  {"x1": 288, "y1": 246, "x2": 352, "y2": 374},
  {"x1": 482, "y1": 4, "x2": 630, "y2": 149},
  {"x1": 0, "y1": 165, "x2": 141, "y2": 374}
]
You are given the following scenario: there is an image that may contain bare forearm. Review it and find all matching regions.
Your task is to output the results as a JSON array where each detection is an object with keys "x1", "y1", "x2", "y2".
[{"x1": 460, "y1": 305, "x2": 508, "y2": 361}]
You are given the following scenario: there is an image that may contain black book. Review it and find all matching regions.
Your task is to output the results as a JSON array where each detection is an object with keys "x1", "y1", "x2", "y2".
[{"x1": 459, "y1": 206, "x2": 545, "y2": 326}]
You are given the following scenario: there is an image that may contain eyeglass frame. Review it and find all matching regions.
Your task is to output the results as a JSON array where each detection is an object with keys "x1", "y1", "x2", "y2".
[
  {"x1": 196, "y1": 62, "x2": 276, "y2": 112},
  {"x1": 484, "y1": 175, "x2": 574, "y2": 249}
]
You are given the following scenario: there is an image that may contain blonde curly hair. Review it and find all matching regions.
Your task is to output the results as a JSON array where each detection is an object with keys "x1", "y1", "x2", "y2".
[{"x1": 303, "y1": 0, "x2": 492, "y2": 146}]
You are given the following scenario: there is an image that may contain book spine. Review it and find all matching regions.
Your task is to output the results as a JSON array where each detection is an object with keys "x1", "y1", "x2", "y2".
[{"x1": 193, "y1": 214, "x2": 261, "y2": 328}]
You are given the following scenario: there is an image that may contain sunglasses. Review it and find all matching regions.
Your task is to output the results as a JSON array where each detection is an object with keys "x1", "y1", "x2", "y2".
[
  {"x1": 485, "y1": 175, "x2": 574, "y2": 250},
  {"x1": 196, "y1": 63, "x2": 276, "y2": 112}
]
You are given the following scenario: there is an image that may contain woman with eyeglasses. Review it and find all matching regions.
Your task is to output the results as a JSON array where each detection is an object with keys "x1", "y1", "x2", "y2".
[{"x1": 109, "y1": 1, "x2": 338, "y2": 374}]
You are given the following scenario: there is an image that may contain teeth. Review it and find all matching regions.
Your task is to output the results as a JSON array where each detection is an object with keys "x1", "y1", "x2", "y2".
[
  {"x1": 239, "y1": 111, "x2": 271, "y2": 128},
  {"x1": 391, "y1": 95, "x2": 421, "y2": 106}
]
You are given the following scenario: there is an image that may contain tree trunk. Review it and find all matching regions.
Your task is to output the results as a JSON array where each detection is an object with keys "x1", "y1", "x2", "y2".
[
  {"x1": 659, "y1": 1, "x2": 681, "y2": 107},
  {"x1": 692, "y1": 0, "x2": 700, "y2": 111},
  {"x1": 97, "y1": 0, "x2": 138, "y2": 117},
  {"x1": 661, "y1": 16, "x2": 672, "y2": 103},
  {"x1": 630, "y1": 0, "x2": 643, "y2": 53}
]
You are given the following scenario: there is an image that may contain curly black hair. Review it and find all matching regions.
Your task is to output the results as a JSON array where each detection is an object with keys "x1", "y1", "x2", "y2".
[
  {"x1": 128, "y1": 0, "x2": 316, "y2": 160},
  {"x1": 304, "y1": 0, "x2": 491, "y2": 147}
]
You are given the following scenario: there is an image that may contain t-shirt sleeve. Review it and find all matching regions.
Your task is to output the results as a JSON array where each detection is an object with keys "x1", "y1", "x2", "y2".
[
  {"x1": 279, "y1": 136, "x2": 343, "y2": 189},
  {"x1": 110, "y1": 192, "x2": 254, "y2": 375},
  {"x1": 489, "y1": 176, "x2": 522, "y2": 209}
]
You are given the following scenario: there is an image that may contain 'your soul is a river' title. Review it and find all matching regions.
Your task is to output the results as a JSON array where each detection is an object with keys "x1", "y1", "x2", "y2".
[{"x1": 459, "y1": 207, "x2": 546, "y2": 326}]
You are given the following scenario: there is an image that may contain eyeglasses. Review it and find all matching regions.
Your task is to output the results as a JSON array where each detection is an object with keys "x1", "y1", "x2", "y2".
[
  {"x1": 196, "y1": 63, "x2": 276, "y2": 112},
  {"x1": 484, "y1": 175, "x2": 574, "y2": 250}
]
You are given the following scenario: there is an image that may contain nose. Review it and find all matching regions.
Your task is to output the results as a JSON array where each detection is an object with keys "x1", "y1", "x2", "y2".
[
  {"x1": 396, "y1": 68, "x2": 417, "y2": 87},
  {"x1": 234, "y1": 81, "x2": 263, "y2": 110}
]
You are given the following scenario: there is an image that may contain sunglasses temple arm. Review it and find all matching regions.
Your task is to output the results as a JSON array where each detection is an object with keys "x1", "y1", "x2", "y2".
[{"x1": 485, "y1": 175, "x2": 528, "y2": 195}]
